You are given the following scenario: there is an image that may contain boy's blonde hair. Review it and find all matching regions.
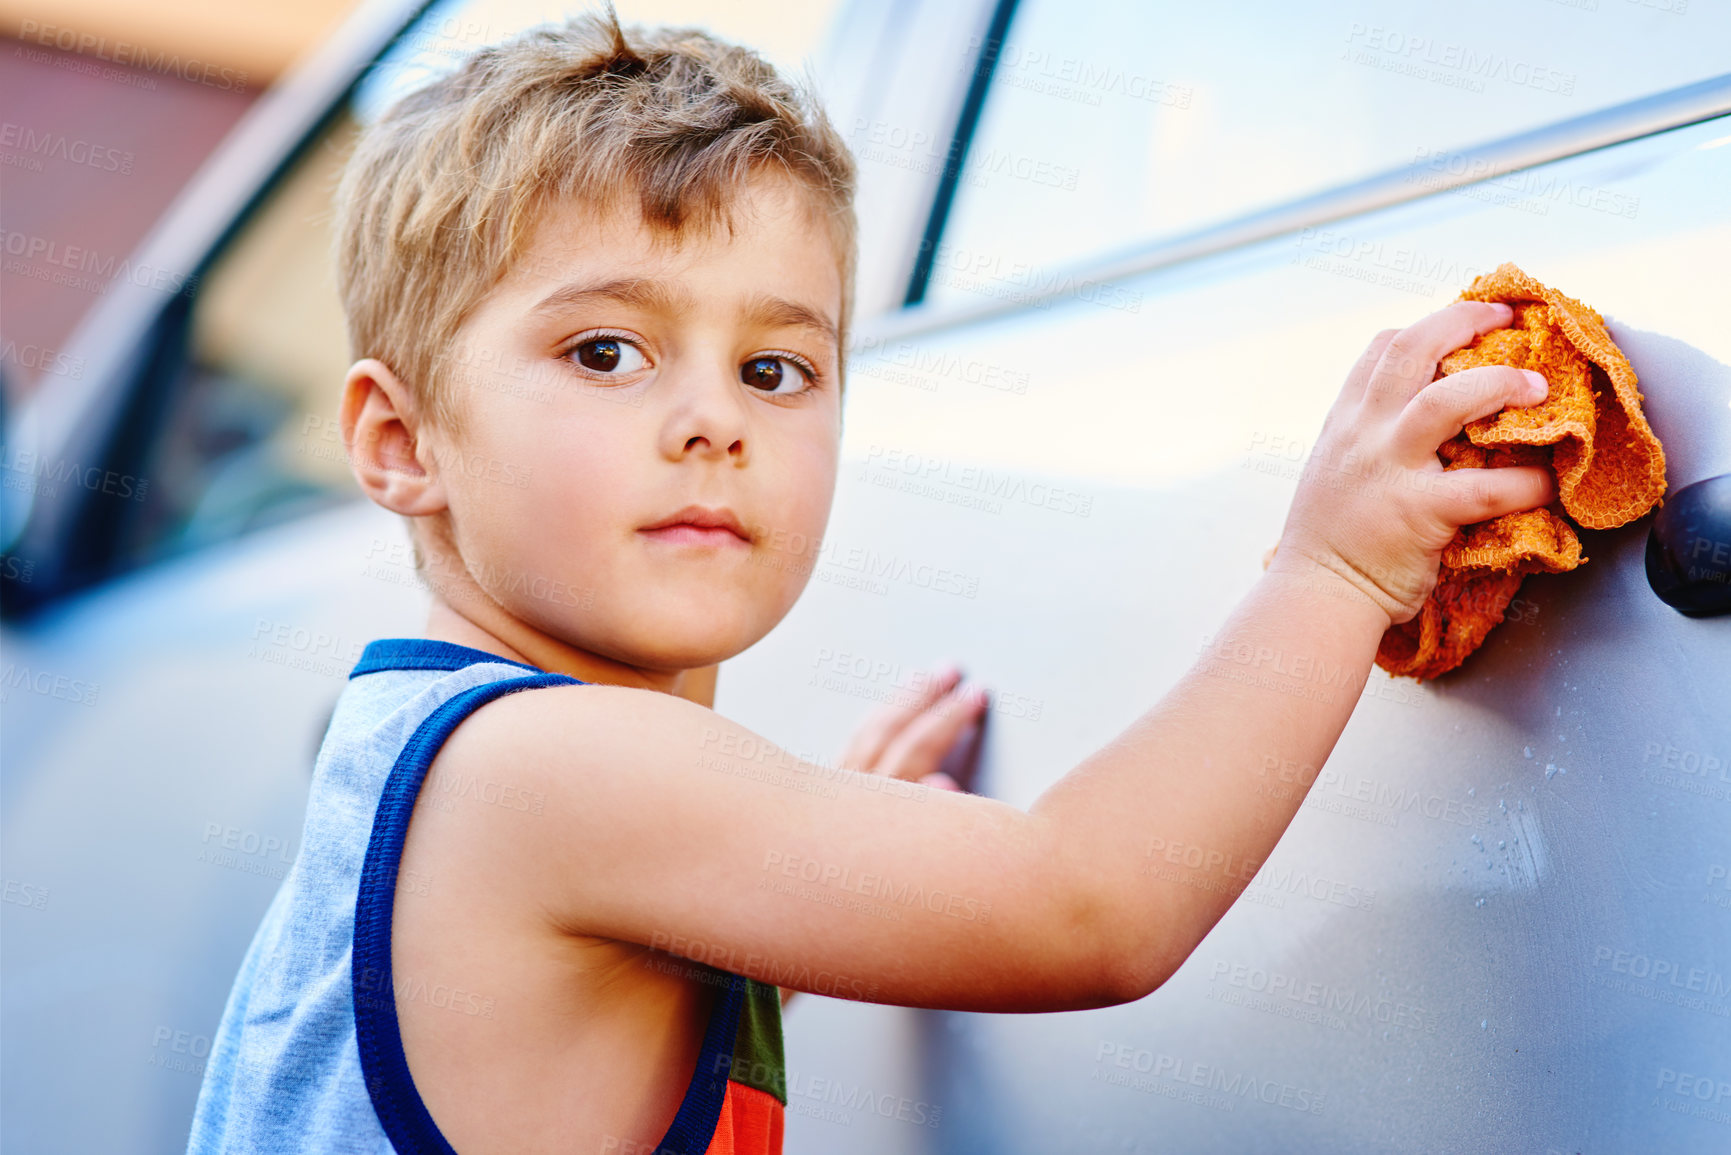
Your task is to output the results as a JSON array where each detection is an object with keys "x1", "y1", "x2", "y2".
[{"x1": 334, "y1": 8, "x2": 858, "y2": 435}]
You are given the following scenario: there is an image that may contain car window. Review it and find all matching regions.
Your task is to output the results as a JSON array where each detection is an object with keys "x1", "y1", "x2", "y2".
[
  {"x1": 124, "y1": 5, "x2": 570, "y2": 567},
  {"x1": 921, "y1": 0, "x2": 1731, "y2": 308},
  {"x1": 856, "y1": 116, "x2": 1731, "y2": 488},
  {"x1": 137, "y1": 111, "x2": 362, "y2": 560}
]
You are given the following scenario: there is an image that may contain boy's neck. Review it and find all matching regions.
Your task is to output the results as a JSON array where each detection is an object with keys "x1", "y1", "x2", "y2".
[{"x1": 422, "y1": 598, "x2": 718, "y2": 708}]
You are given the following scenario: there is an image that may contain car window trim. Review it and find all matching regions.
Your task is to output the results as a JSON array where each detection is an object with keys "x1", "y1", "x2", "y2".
[
  {"x1": 867, "y1": 69, "x2": 1731, "y2": 345},
  {"x1": 901, "y1": 0, "x2": 1023, "y2": 307}
]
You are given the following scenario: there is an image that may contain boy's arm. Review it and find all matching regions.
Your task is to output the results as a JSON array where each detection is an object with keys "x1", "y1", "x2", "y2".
[{"x1": 435, "y1": 301, "x2": 1554, "y2": 1013}]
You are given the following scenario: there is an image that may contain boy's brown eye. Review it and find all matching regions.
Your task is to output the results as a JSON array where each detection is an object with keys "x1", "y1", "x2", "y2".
[
  {"x1": 576, "y1": 339, "x2": 622, "y2": 372},
  {"x1": 744, "y1": 356, "x2": 816, "y2": 392},
  {"x1": 742, "y1": 357, "x2": 784, "y2": 390},
  {"x1": 568, "y1": 337, "x2": 645, "y2": 375}
]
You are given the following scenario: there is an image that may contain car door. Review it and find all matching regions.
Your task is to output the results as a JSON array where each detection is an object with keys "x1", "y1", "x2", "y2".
[{"x1": 721, "y1": 2, "x2": 1731, "y2": 1151}]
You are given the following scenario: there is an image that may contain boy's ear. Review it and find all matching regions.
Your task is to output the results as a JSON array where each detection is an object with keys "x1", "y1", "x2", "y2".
[{"x1": 339, "y1": 358, "x2": 448, "y2": 517}]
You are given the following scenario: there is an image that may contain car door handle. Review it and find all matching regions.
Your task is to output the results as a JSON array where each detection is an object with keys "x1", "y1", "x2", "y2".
[{"x1": 1646, "y1": 472, "x2": 1731, "y2": 616}]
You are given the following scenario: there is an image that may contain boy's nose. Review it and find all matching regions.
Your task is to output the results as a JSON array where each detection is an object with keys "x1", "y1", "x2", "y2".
[{"x1": 659, "y1": 363, "x2": 752, "y2": 460}]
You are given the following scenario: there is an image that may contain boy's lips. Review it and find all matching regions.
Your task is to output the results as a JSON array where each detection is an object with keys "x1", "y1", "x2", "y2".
[{"x1": 638, "y1": 504, "x2": 752, "y2": 546}]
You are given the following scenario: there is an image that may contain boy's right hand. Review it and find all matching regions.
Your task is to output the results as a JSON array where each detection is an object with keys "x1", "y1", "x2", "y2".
[
  {"x1": 1267, "y1": 300, "x2": 1557, "y2": 627},
  {"x1": 837, "y1": 664, "x2": 988, "y2": 793}
]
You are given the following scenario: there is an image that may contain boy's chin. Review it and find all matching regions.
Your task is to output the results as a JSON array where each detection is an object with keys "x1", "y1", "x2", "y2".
[
  {"x1": 636, "y1": 575, "x2": 796, "y2": 626},
  {"x1": 614, "y1": 636, "x2": 748, "y2": 674},
  {"x1": 606, "y1": 604, "x2": 774, "y2": 669}
]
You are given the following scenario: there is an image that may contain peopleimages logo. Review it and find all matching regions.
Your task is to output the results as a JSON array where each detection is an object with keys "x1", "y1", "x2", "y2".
[
  {"x1": 14, "y1": 20, "x2": 249, "y2": 91},
  {"x1": 1207, "y1": 960, "x2": 1436, "y2": 1035},
  {"x1": 0, "y1": 122, "x2": 133, "y2": 173},
  {"x1": 1342, "y1": 23, "x2": 1576, "y2": 96},
  {"x1": 1, "y1": 228, "x2": 198, "y2": 296},
  {"x1": 1590, "y1": 945, "x2": 1731, "y2": 1018},
  {"x1": 0, "y1": 338, "x2": 84, "y2": 380},
  {"x1": 760, "y1": 849, "x2": 992, "y2": 923},
  {"x1": 1407, "y1": 146, "x2": 1640, "y2": 220},
  {"x1": 1093, "y1": 1042, "x2": 1326, "y2": 1115},
  {"x1": 1594, "y1": 946, "x2": 1731, "y2": 993},
  {"x1": 1243, "y1": 864, "x2": 1376, "y2": 912}
]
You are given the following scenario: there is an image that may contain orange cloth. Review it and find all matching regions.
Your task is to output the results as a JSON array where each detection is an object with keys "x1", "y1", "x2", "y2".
[{"x1": 1267, "y1": 263, "x2": 1667, "y2": 679}]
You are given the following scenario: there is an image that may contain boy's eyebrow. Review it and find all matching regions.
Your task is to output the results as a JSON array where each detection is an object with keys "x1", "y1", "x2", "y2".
[
  {"x1": 526, "y1": 277, "x2": 838, "y2": 349},
  {"x1": 741, "y1": 292, "x2": 839, "y2": 350},
  {"x1": 527, "y1": 276, "x2": 690, "y2": 320}
]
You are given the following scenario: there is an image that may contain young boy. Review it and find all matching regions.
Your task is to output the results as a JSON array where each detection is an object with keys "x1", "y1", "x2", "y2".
[{"x1": 187, "y1": 11, "x2": 1556, "y2": 1155}]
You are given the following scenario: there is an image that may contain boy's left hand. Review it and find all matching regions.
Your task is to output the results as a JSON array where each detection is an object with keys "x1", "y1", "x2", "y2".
[{"x1": 838, "y1": 663, "x2": 987, "y2": 793}]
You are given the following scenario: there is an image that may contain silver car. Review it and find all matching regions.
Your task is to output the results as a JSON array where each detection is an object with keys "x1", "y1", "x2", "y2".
[{"x1": 3, "y1": 1, "x2": 1728, "y2": 1151}]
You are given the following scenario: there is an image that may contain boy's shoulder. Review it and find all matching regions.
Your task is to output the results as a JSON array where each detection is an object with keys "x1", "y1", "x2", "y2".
[
  {"x1": 421, "y1": 665, "x2": 710, "y2": 805},
  {"x1": 408, "y1": 667, "x2": 731, "y2": 924},
  {"x1": 300, "y1": 638, "x2": 614, "y2": 838},
  {"x1": 335, "y1": 638, "x2": 581, "y2": 738},
  {"x1": 314, "y1": 636, "x2": 700, "y2": 815}
]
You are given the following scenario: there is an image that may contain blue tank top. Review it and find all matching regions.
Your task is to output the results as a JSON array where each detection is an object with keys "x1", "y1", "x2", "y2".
[{"x1": 185, "y1": 639, "x2": 786, "y2": 1154}]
